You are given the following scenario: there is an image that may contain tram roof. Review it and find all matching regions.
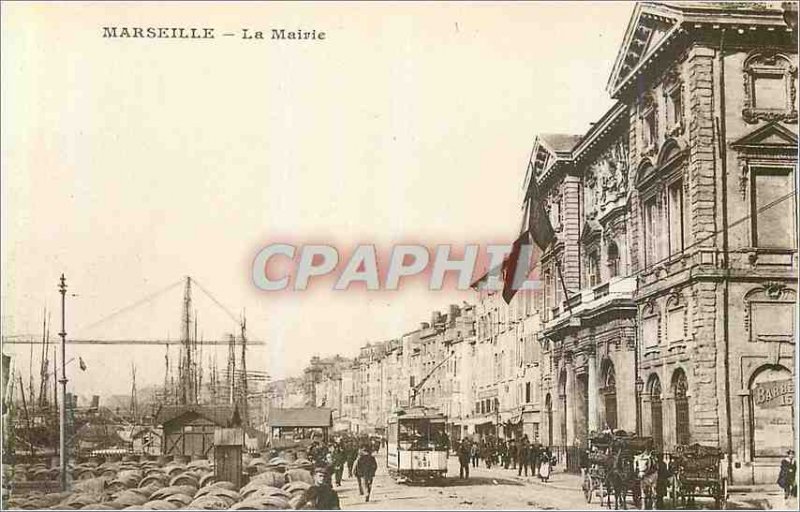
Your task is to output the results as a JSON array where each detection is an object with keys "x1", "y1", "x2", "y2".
[{"x1": 390, "y1": 406, "x2": 446, "y2": 421}]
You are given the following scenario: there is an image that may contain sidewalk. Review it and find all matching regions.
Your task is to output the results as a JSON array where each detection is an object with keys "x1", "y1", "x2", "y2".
[{"x1": 512, "y1": 469, "x2": 583, "y2": 492}]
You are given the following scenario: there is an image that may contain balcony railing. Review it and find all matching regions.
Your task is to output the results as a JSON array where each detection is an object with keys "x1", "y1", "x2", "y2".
[{"x1": 546, "y1": 276, "x2": 636, "y2": 325}]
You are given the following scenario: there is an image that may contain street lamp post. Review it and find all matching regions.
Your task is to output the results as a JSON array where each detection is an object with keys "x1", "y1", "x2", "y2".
[
  {"x1": 58, "y1": 274, "x2": 68, "y2": 491},
  {"x1": 635, "y1": 376, "x2": 644, "y2": 437}
]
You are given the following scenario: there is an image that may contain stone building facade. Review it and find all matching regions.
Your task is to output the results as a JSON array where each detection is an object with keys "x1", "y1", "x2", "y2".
[
  {"x1": 297, "y1": 1, "x2": 795, "y2": 485},
  {"x1": 525, "y1": 1, "x2": 796, "y2": 483}
]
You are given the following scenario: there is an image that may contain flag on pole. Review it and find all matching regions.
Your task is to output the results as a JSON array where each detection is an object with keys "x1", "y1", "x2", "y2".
[
  {"x1": 501, "y1": 165, "x2": 556, "y2": 304},
  {"x1": 502, "y1": 231, "x2": 532, "y2": 304},
  {"x1": 525, "y1": 170, "x2": 556, "y2": 250}
]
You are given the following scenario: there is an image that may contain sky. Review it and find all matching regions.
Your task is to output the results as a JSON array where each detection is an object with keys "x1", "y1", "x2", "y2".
[{"x1": 1, "y1": 1, "x2": 634, "y2": 397}]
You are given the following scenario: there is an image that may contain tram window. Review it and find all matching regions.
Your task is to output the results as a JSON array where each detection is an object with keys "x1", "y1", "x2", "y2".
[{"x1": 398, "y1": 420, "x2": 449, "y2": 450}]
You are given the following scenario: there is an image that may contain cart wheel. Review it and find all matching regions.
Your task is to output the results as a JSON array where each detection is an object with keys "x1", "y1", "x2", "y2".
[
  {"x1": 670, "y1": 480, "x2": 678, "y2": 510},
  {"x1": 582, "y1": 472, "x2": 591, "y2": 503}
]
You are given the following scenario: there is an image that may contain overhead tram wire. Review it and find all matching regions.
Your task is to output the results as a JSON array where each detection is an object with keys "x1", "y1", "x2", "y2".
[
  {"x1": 544, "y1": 188, "x2": 797, "y2": 300},
  {"x1": 631, "y1": 188, "x2": 796, "y2": 277}
]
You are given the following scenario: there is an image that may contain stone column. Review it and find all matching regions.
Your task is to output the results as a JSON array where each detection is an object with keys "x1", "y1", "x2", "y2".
[
  {"x1": 662, "y1": 394, "x2": 675, "y2": 451},
  {"x1": 588, "y1": 350, "x2": 598, "y2": 434},
  {"x1": 565, "y1": 358, "x2": 575, "y2": 446}
]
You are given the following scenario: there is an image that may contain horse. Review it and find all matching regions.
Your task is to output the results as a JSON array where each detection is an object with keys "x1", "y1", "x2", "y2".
[
  {"x1": 604, "y1": 464, "x2": 629, "y2": 509},
  {"x1": 633, "y1": 451, "x2": 659, "y2": 510}
]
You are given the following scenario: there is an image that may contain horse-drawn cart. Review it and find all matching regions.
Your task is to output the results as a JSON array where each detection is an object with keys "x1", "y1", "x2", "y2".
[
  {"x1": 583, "y1": 431, "x2": 651, "y2": 509},
  {"x1": 582, "y1": 449, "x2": 614, "y2": 504},
  {"x1": 669, "y1": 443, "x2": 728, "y2": 509}
]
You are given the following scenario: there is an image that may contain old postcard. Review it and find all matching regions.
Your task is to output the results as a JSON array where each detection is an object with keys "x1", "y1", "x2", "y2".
[{"x1": 1, "y1": 1, "x2": 798, "y2": 510}]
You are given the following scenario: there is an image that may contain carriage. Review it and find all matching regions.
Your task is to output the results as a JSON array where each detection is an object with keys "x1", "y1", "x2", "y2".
[
  {"x1": 582, "y1": 431, "x2": 653, "y2": 509},
  {"x1": 668, "y1": 443, "x2": 728, "y2": 510},
  {"x1": 582, "y1": 447, "x2": 615, "y2": 504}
]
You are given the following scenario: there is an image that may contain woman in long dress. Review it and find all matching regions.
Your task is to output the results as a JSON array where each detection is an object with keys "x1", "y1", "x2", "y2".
[{"x1": 538, "y1": 447, "x2": 552, "y2": 482}]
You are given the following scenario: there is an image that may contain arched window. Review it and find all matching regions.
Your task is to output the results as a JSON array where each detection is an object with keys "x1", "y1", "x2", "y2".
[
  {"x1": 602, "y1": 362, "x2": 618, "y2": 430},
  {"x1": 672, "y1": 369, "x2": 690, "y2": 446},
  {"x1": 648, "y1": 375, "x2": 663, "y2": 450},
  {"x1": 559, "y1": 370, "x2": 568, "y2": 445},
  {"x1": 608, "y1": 241, "x2": 620, "y2": 278},
  {"x1": 750, "y1": 365, "x2": 794, "y2": 458}
]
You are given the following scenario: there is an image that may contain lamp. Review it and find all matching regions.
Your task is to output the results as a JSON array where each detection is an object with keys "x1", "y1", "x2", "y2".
[{"x1": 635, "y1": 376, "x2": 644, "y2": 436}]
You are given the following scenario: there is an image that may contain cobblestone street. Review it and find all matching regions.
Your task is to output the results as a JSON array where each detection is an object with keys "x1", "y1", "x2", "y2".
[{"x1": 336, "y1": 450, "x2": 798, "y2": 510}]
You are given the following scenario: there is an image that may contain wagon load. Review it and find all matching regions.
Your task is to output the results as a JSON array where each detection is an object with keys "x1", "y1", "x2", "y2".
[
  {"x1": 669, "y1": 443, "x2": 727, "y2": 509},
  {"x1": 674, "y1": 443, "x2": 722, "y2": 479}
]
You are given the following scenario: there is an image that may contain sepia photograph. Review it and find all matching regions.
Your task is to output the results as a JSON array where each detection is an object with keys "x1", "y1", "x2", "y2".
[{"x1": 1, "y1": 1, "x2": 798, "y2": 510}]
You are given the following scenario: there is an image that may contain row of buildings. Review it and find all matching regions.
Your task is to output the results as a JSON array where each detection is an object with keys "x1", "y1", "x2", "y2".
[{"x1": 303, "y1": 1, "x2": 797, "y2": 485}]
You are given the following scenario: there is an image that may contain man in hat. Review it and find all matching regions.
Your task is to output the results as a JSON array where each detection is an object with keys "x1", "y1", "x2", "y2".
[
  {"x1": 778, "y1": 449, "x2": 797, "y2": 500},
  {"x1": 458, "y1": 438, "x2": 472, "y2": 479},
  {"x1": 291, "y1": 465, "x2": 340, "y2": 510},
  {"x1": 354, "y1": 446, "x2": 378, "y2": 502},
  {"x1": 331, "y1": 443, "x2": 347, "y2": 487}
]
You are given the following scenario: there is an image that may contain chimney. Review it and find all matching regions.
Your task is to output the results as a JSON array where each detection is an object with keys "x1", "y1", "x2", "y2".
[{"x1": 449, "y1": 304, "x2": 460, "y2": 325}]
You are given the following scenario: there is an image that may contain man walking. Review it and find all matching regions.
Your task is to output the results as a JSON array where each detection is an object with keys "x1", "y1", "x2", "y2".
[
  {"x1": 458, "y1": 439, "x2": 472, "y2": 479},
  {"x1": 354, "y1": 446, "x2": 378, "y2": 502},
  {"x1": 510, "y1": 438, "x2": 518, "y2": 470},
  {"x1": 470, "y1": 440, "x2": 479, "y2": 468},
  {"x1": 518, "y1": 436, "x2": 531, "y2": 477},
  {"x1": 345, "y1": 440, "x2": 358, "y2": 478},
  {"x1": 331, "y1": 443, "x2": 347, "y2": 487}
]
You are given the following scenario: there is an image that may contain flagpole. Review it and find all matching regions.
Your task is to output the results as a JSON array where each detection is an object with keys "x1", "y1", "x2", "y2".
[
  {"x1": 58, "y1": 274, "x2": 68, "y2": 491},
  {"x1": 554, "y1": 256, "x2": 573, "y2": 315}
]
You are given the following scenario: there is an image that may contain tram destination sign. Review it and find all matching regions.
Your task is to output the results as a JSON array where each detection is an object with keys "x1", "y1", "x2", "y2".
[{"x1": 753, "y1": 379, "x2": 794, "y2": 409}]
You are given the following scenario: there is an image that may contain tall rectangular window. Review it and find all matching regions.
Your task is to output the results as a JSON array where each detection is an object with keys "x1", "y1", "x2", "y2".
[
  {"x1": 752, "y1": 167, "x2": 796, "y2": 248},
  {"x1": 525, "y1": 382, "x2": 531, "y2": 403},
  {"x1": 668, "y1": 180, "x2": 685, "y2": 255},
  {"x1": 588, "y1": 250, "x2": 600, "y2": 287},
  {"x1": 668, "y1": 88, "x2": 683, "y2": 129},
  {"x1": 544, "y1": 271, "x2": 552, "y2": 319},
  {"x1": 644, "y1": 198, "x2": 658, "y2": 266},
  {"x1": 643, "y1": 110, "x2": 656, "y2": 148}
]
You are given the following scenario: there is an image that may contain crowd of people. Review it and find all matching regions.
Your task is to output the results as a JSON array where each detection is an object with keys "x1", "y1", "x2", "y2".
[
  {"x1": 456, "y1": 434, "x2": 556, "y2": 482},
  {"x1": 290, "y1": 435, "x2": 380, "y2": 510}
]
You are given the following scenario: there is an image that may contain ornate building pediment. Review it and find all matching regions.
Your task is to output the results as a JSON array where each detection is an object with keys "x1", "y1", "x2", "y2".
[
  {"x1": 606, "y1": 4, "x2": 680, "y2": 97},
  {"x1": 730, "y1": 121, "x2": 798, "y2": 150},
  {"x1": 731, "y1": 122, "x2": 798, "y2": 199}
]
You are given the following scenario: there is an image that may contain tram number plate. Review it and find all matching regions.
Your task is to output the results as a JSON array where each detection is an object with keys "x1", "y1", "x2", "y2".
[{"x1": 415, "y1": 455, "x2": 430, "y2": 468}]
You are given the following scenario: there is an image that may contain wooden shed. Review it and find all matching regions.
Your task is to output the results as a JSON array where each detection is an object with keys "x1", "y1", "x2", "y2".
[
  {"x1": 154, "y1": 404, "x2": 241, "y2": 457},
  {"x1": 268, "y1": 407, "x2": 333, "y2": 447}
]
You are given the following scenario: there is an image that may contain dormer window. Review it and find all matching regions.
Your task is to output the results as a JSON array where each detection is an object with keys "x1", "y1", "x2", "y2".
[{"x1": 743, "y1": 51, "x2": 798, "y2": 124}]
